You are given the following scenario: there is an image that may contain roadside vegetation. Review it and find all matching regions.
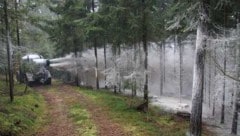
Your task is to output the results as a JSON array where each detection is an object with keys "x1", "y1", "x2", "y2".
[
  {"x1": 75, "y1": 87, "x2": 212, "y2": 136},
  {"x1": 0, "y1": 79, "x2": 46, "y2": 136}
]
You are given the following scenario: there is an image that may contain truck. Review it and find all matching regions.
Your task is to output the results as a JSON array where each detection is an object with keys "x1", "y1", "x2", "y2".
[{"x1": 17, "y1": 53, "x2": 52, "y2": 86}]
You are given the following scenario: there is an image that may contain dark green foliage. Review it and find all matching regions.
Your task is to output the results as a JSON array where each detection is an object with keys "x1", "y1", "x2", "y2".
[{"x1": 44, "y1": 0, "x2": 89, "y2": 55}]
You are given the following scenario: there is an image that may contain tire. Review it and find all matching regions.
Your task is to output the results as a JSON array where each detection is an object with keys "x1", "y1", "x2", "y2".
[{"x1": 45, "y1": 78, "x2": 51, "y2": 85}]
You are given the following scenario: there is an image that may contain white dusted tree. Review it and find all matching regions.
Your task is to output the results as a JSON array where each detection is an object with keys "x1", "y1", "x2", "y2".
[
  {"x1": 231, "y1": 21, "x2": 240, "y2": 135},
  {"x1": 190, "y1": 0, "x2": 209, "y2": 135}
]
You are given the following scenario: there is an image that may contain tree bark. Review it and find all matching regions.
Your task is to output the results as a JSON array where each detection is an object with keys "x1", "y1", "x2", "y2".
[
  {"x1": 94, "y1": 40, "x2": 99, "y2": 90},
  {"x1": 208, "y1": 51, "x2": 212, "y2": 107},
  {"x1": 92, "y1": 0, "x2": 99, "y2": 90},
  {"x1": 4, "y1": 0, "x2": 14, "y2": 102},
  {"x1": 118, "y1": 45, "x2": 121, "y2": 93},
  {"x1": 174, "y1": 36, "x2": 177, "y2": 77},
  {"x1": 160, "y1": 43, "x2": 164, "y2": 95},
  {"x1": 178, "y1": 37, "x2": 183, "y2": 103},
  {"x1": 15, "y1": 0, "x2": 20, "y2": 47},
  {"x1": 132, "y1": 44, "x2": 137, "y2": 97},
  {"x1": 231, "y1": 23, "x2": 240, "y2": 135},
  {"x1": 220, "y1": 42, "x2": 227, "y2": 124},
  {"x1": 163, "y1": 42, "x2": 166, "y2": 82},
  {"x1": 189, "y1": 0, "x2": 209, "y2": 135},
  {"x1": 212, "y1": 45, "x2": 217, "y2": 116},
  {"x1": 113, "y1": 46, "x2": 117, "y2": 94},
  {"x1": 104, "y1": 43, "x2": 107, "y2": 89},
  {"x1": 142, "y1": 0, "x2": 148, "y2": 110},
  {"x1": 74, "y1": 47, "x2": 79, "y2": 86}
]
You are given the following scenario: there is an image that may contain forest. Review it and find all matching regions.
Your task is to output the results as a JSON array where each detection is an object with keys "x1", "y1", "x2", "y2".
[{"x1": 1, "y1": 0, "x2": 240, "y2": 136}]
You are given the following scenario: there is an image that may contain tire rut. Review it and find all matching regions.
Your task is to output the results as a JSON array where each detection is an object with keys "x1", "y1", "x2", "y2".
[
  {"x1": 35, "y1": 84, "x2": 127, "y2": 136},
  {"x1": 58, "y1": 84, "x2": 127, "y2": 136},
  {"x1": 35, "y1": 87, "x2": 77, "y2": 136}
]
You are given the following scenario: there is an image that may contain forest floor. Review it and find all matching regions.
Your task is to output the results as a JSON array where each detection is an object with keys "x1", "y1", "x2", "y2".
[
  {"x1": 35, "y1": 83, "x2": 125, "y2": 136},
  {"x1": 120, "y1": 89, "x2": 237, "y2": 136},
  {"x1": 31, "y1": 81, "x2": 214, "y2": 136},
  {"x1": 0, "y1": 78, "x2": 216, "y2": 136}
]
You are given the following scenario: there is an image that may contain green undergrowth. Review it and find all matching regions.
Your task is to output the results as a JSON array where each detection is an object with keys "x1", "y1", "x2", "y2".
[
  {"x1": 69, "y1": 104, "x2": 97, "y2": 136},
  {"x1": 75, "y1": 88, "x2": 191, "y2": 136},
  {"x1": 0, "y1": 81, "x2": 46, "y2": 136}
]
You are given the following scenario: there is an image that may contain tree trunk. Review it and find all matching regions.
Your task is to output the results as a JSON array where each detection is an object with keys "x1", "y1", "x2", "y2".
[
  {"x1": 189, "y1": 0, "x2": 209, "y2": 135},
  {"x1": 92, "y1": 0, "x2": 99, "y2": 90},
  {"x1": 220, "y1": 42, "x2": 227, "y2": 124},
  {"x1": 178, "y1": 37, "x2": 183, "y2": 103},
  {"x1": 142, "y1": 0, "x2": 148, "y2": 110},
  {"x1": 174, "y1": 36, "x2": 177, "y2": 77},
  {"x1": 160, "y1": 43, "x2": 164, "y2": 96},
  {"x1": 15, "y1": 0, "x2": 20, "y2": 47},
  {"x1": 94, "y1": 41, "x2": 99, "y2": 90},
  {"x1": 91, "y1": 0, "x2": 95, "y2": 12},
  {"x1": 104, "y1": 43, "x2": 107, "y2": 89},
  {"x1": 212, "y1": 45, "x2": 217, "y2": 116},
  {"x1": 208, "y1": 51, "x2": 212, "y2": 107},
  {"x1": 118, "y1": 45, "x2": 121, "y2": 93},
  {"x1": 74, "y1": 50, "x2": 79, "y2": 86},
  {"x1": 4, "y1": 0, "x2": 14, "y2": 102},
  {"x1": 231, "y1": 22, "x2": 240, "y2": 135},
  {"x1": 204, "y1": 56, "x2": 207, "y2": 103},
  {"x1": 113, "y1": 46, "x2": 117, "y2": 94},
  {"x1": 163, "y1": 42, "x2": 166, "y2": 82},
  {"x1": 132, "y1": 44, "x2": 137, "y2": 97}
]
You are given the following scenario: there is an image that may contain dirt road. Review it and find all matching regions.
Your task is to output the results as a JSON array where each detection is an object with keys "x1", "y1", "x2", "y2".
[{"x1": 35, "y1": 83, "x2": 126, "y2": 136}]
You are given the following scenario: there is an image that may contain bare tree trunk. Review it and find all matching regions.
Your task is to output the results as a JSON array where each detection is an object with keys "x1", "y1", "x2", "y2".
[
  {"x1": 4, "y1": 0, "x2": 14, "y2": 102},
  {"x1": 15, "y1": 0, "x2": 20, "y2": 47},
  {"x1": 208, "y1": 51, "x2": 212, "y2": 107},
  {"x1": 74, "y1": 49, "x2": 79, "y2": 86},
  {"x1": 231, "y1": 49, "x2": 237, "y2": 108},
  {"x1": 132, "y1": 44, "x2": 137, "y2": 97},
  {"x1": 204, "y1": 56, "x2": 207, "y2": 103},
  {"x1": 189, "y1": 0, "x2": 209, "y2": 135},
  {"x1": 113, "y1": 46, "x2": 117, "y2": 94},
  {"x1": 94, "y1": 41, "x2": 99, "y2": 90},
  {"x1": 231, "y1": 22, "x2": 240, "y2": 135},
  {"x1": 220, "y1": 42, "x2": 227, "y2": 124},
  {"x1": 92, "y1": 0, "x2": 99, "y2": 90},
  {"x1": 178, "y1": 37, "x2": 183, "y2": 103},
  {"x1": 163, "y1": 42, "x2": 166, "y2": 82},
  {"x1": 142, "y1": 0, "x2": 148, "y2": 111},
  {"x1": 104, "y1": 43, "x2": 107, "y2": 89},
  {"x1": 118, "y1": 45, "x2": 121, "y2": 93},
  {"x1": 212, "y1": 45, "x2": 217, "y2": 116},
  {"x1": 174, "y1": 36, "x2": 176, "y2": 77},
  {"x1": 160, "y1": 43, "x2": 163, "y2": 95}
]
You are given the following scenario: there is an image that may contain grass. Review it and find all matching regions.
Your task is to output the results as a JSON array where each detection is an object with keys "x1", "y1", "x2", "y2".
[
  {"x1": 0, "y1": 80, "x2": 46, "y2": 136},
  {"x1": 75, "y1": 88, "x2": 191, "y2": 136},
  {"x1": 69, "y1": 104, "x2": 97, "y2": 136}
]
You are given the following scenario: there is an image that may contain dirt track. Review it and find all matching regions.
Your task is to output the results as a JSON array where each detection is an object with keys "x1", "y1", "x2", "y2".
[{"x1": 35, "y1": 84, "x2": 126, "y2": 136}]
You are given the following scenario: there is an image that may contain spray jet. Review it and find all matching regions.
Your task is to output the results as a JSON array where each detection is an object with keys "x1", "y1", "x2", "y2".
[{"x1": 17, "y1": 53, "x2": 74, "y2": 86}]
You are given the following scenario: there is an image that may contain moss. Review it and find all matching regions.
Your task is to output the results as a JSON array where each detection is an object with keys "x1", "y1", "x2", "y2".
[{"x1": 0, "y1": 81, "x2": 46, "y2": 136}]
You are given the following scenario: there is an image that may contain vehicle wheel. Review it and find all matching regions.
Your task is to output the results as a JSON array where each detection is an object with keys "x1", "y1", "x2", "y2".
[{"x1": 45, "y1": 78, "x2": 51, "y2": 85}]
